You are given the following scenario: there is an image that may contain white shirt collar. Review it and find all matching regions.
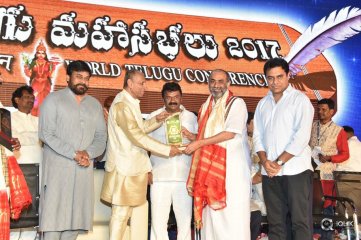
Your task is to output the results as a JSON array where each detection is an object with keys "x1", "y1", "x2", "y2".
[
  {"x1": 267, "y1": 84, "x2": 292, "y2": 99},
  {"x1": 123, "y1": 89, "x2": 140, "y2": 105}
]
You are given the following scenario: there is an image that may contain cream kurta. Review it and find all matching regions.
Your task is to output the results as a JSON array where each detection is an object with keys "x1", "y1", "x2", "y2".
[
  {"x1": 105, "y1": 90, "x2": 171, "y2": 177},
  {"x1": 103, "y1": 90, "x2": 171, "y2": 205}
]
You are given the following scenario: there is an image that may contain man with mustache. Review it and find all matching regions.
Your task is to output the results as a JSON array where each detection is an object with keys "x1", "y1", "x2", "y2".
[
  {"x1": 38, "y1": 60, "x2": 107, "y2": 240},
  {"x1": 9, "y1": 85, "x2": 42, "y2": 240},
  {"x1": 184, "y1": 69, "x2": 251, "y2": 240},
  {"x1": 147, "y1": 82, "x2": 197, "y2": 240}
]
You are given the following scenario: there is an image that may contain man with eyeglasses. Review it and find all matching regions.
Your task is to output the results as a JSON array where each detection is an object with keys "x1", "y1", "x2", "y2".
[
  {"x1": 9, "y1": 85, "x2": 42, "y2": 240},
  {"x1": 101, "y1": 70, "x2": 182, "y2": 240}
]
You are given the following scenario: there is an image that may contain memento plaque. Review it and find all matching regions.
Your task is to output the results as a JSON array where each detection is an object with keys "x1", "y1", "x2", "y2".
[{"x1": 165, "y1": 113, "x2": 183, "y2": 146}]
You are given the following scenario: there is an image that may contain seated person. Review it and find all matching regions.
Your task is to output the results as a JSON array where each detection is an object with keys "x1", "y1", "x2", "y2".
[{"x1": 336, "y1": 126, "x2": 361, "y2": 172}]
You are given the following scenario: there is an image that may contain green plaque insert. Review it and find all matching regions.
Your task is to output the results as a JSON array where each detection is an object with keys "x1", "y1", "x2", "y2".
[{"x1": 165, "y1": 112, "x2": 182, "y2": 146}]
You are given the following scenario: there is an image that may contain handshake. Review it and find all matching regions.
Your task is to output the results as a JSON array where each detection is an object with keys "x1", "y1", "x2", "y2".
[{"x1": 74, "y1": 150, "x2": 91, "y2": 167}]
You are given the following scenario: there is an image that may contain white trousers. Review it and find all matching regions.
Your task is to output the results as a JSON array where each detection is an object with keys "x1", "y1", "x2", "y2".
[
  {"x1": 10, "y1": 229, "x2": 38, "y2": 240},
  {"x1": 110, "y1": 201, "x2": 148, "y2": 240},
  {"x1": 150, "y1": 182, "x2": 192, "y2": 240}
]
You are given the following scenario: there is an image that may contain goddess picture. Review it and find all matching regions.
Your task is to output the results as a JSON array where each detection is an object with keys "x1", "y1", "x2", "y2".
[{"x1": 22, "y1": 40, "x2": 61, "y2": 116}]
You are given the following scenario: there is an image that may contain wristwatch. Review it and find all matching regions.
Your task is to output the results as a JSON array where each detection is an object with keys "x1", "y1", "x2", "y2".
[{"x1": 276, "y1": 158, "x2": 285, "y2": 166}]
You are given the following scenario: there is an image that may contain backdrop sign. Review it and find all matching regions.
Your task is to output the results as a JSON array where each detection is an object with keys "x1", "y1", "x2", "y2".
[{"x1": 0, "y1": 0, "x2": 336, "y2": 107}]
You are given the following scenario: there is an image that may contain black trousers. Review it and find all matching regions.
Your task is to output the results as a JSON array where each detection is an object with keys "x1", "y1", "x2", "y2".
[
  {"x1": 251, "y1": 210, "x2": 262, "y2": 240},
  {"x1": 263, "y1": 170, "x2": 313, "y2": 240}
]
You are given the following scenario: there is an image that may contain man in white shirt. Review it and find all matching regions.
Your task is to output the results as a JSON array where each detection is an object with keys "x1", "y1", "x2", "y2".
[
  {"x1": 148, "y1": 82, "x2": 198, "y2": 240},
  {"x1": 253, "y1": 58, "x2": 314, "y2": 240},
  {"x1": 8, "y1": 85, "x2": 42, "y2": 240},
  {"x1": 10, "y1": 85, "x2": 42, "y2": 164}
]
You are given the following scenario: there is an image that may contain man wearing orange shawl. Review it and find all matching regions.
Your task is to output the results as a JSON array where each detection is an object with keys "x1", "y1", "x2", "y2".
[{"x1": 185, "y1": 69, "x2": 251, "y2": 240}]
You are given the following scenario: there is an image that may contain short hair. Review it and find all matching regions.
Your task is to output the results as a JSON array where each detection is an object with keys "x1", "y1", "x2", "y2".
[
  {"x1": 12, "y1": 85, "x2": 34, "y2": 109},
  {"x1": 210, "y1": 69, "x2": 230, "y2": 82},
  {"x1": 247, "y1": 112, "x2": 254, "y2": 125},
  {"x1": 318, "y1": 98, "x2": 335, "y2": 110},
  {"x1": 123, "y1": 70, "x2": 144, "y2": 89},
  {"x1": 66, "y1": 60, "x2": 92, "y2": 76},
  {"x1": 263, "y1": 57, "x2": 289, "y2": 75},
  {"x1": 161, "y1": 82, "x2": 182, "y2": 99},
  {"x1": 343, "y1": 125, "x2": 354, "y2": 134}
]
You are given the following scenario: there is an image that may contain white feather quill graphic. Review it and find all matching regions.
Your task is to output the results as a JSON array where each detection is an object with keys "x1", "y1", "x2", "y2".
[{"x1": 284, "y1": 6, "x2": 361, "y2": 75}]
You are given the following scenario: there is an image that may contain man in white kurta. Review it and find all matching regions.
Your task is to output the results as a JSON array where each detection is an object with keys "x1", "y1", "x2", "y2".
[
  {"x1": 185, "y1": 69, "x2": 251, "y2": 240},
  {"x1": 148, "y1": 82, "x2": 198, "y2": 240},
  {"x1": 9, "y1": 85, "x2": 42, "y2": 240}
]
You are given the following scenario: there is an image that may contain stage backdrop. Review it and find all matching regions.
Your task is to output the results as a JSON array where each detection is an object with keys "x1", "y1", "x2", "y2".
[{"x1": 0, "y1": 0, "x2": 360, "y2": 133}]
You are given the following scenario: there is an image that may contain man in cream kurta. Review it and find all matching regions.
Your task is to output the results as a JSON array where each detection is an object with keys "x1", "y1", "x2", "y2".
[{"x1": 101, "y1": 70, "x2": 181, "y2": 240}]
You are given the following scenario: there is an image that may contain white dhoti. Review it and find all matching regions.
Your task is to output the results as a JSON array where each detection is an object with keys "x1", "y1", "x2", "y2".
[
  {"x1": 150, "y1": 182, "x2": 192, "y2": 240},
  {"x1": 201, "y1": 135, "x2": 251, "y2": 240}
]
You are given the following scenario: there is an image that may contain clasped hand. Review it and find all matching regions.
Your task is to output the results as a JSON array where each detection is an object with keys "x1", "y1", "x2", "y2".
[
  {"x1": 262, "y1": 160, "x2": 281, "y2": 178},
  {"x1": 74, "y1": 150, "x2": 90, "y2": 167}
]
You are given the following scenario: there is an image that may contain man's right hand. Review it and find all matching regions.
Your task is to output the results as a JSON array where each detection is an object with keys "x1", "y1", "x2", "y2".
[
  {"x1": 262, "y1": 160, "x2": 281, "y2": 177},
  {"x1": 155, "y1": 111, "x2": 171, "y2": 122},
  {"x1": 169, "y1": 145, "x2": 182, "y2": 157},
  {"x1": 74, "y1": 151, "x2": 90, "y2": 167}
]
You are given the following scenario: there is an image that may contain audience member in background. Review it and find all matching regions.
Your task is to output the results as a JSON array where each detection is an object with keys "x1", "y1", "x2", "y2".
[
  {"x1": 103, "y1": 95, "x2": 115, "y2": 124},
  {"x1": 148, "y1": 82, "x2": 197, "y2": 240},
  {"x1": 309, "y1": 98, "x2": 349, "y2": 240},
  {"x1": 309, "y1": 100, "x2": 349, "y2": 205},
  {"x1": 94, "y1": 95, "x2": 116, "y2": 168},
  {"x1": 253, "y1": 58, "x2": 314, "y2": 240},
  {"x1": 9, "y1": 85, "x2": 42, "y2": 240},
  {"x1": 247, "y1": 112, "x2": 266, "y2": 240},
  {"x1": 39, "y1": 60, "x2": 107, "y2": 240},
  {"x1": 335, "y1": 126, "x2": 361, "y2": 221},
  {"x1": 336, "y1": 126, "x2": 361, "y2": 172}
]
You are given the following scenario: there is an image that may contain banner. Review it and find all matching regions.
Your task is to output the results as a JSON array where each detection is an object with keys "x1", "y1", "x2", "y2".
[{"x1": 0, "y1": 0, "x2": 336, "y2": 113}]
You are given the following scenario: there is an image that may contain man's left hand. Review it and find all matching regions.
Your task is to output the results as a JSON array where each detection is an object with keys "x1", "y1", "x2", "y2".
[
  {"x1": 318, "y1": 154, "x2": 331, "y2": 163},
  {"x1": 181, "y1": 127, "x2": 196, "y2": 141},
  {"x1": 11, "y1": 138, "x2": 21, "y2": 151},
  {"x1": 148, "y1": 172, "x2": 153, "y2": 185}
]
